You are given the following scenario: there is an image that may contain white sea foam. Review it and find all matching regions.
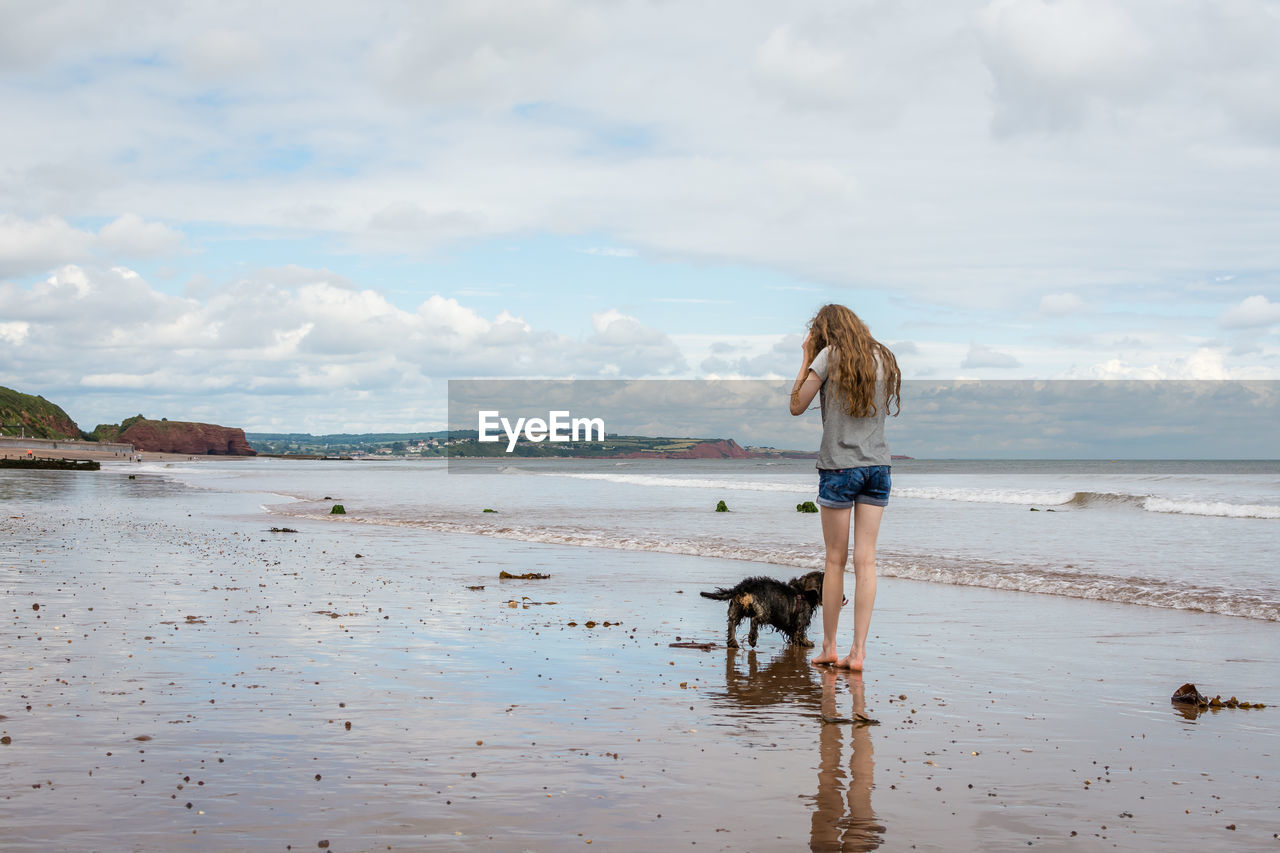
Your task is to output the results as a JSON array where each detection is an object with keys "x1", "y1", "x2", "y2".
[
  {"x1": 1062, "y1": 490, "x2": 1280, "y2": 519},
  {"x1": 1141, "y1": 497, "x2": 1280, "y2": 520},
  {"x1": 273, "y1": 503, "x2": 1280, "y2": 622},
  {"x1": 524, "y1": 470, "x2": 811, "y2": 493},
  {"x1": 893, "y1": 486, "x2": 1077, "y2": 505},
  {"x1": 519, "y1": 472, "x2": 1280, "y2": 519},
  {"x1": 125, "y1": 461, "x2": 213, "y2": 476}
]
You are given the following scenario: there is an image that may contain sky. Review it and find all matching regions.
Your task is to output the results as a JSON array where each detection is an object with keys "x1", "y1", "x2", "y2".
[{"x1": 1, "y1": 0, "x2": 1279, "y2": 436}]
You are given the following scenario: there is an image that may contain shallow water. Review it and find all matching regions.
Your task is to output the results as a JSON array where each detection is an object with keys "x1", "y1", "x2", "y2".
[{"x1": 187, "y1": 456, "x2": 1280, "y2": 621}]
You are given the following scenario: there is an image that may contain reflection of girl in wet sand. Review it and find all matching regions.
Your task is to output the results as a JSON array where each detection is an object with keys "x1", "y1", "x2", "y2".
[
  {"x1": 810, "y1": 670, "x2": 885, "y2": 852},
  {"x1": 790, "y1": 305, "x2": 900, "y2": 670}
]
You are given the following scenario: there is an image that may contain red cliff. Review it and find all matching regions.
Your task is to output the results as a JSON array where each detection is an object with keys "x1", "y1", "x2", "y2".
[
  {"x1": 119, "y1": 419, "x2": 256, "y2": 456},
  {"x1": 677, "y1": 439, "x2": 752, "y2": 459},
  {"x1": 615, "y1": 439, "x2": 752, "y2": 459}
]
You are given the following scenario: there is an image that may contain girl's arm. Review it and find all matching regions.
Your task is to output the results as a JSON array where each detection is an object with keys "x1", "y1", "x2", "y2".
[{"x1": 790, "y1": 334, "x2": 822, "y2": 416}]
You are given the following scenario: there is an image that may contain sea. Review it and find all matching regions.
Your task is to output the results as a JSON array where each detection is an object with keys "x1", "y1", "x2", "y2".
[{"x1": 133, "y1": 455, "x2": 1279, "y2": 623}]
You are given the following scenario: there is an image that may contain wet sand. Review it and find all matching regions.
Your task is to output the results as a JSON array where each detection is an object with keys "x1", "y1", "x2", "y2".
[{"x1": 1, "y1": 466, "x2": 1277, "y2": 851}]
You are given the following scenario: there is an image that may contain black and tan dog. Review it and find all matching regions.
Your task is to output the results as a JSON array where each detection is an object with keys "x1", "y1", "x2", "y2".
[{"x1": 700, "y1": 571, "x2": 825, "y2": 648}]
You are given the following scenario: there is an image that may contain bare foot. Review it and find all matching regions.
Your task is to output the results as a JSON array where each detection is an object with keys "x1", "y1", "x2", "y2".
[
  {"x1": 811, "y1": 646, "x2": 840, "y2": 666},
  {"x1": 836, "y1": 651, "x2": 865, "y2": 671}
]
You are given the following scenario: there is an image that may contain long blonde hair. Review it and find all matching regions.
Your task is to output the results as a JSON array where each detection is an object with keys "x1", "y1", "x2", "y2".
[{"x1": 808, "y1": 304, "x2": 901, "y2": 417}]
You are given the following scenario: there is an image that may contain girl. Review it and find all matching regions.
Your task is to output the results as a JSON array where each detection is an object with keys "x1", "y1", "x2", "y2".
[{"x1": 790, "y1": 304, "x2": 900, "y2": 670}]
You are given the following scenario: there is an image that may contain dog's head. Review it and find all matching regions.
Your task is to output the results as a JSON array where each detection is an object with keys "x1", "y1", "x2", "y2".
[{"x1": 788, "y1": 571, "x2": 824, "y2": 608}]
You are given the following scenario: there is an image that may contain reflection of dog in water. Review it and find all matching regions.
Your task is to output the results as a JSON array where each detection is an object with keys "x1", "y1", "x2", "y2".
[
  {"x1": 712, "y1": 645, "x2": 821, "y2": 712},
  {"x1": 700, "y1": 571, "x2": 824, "y2": 648}
]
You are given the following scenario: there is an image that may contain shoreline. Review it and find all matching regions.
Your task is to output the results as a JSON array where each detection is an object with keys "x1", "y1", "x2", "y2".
[
  {"x1": 270, "y1": 499, "x2": 1280, "y2": 625},
  {"x1": 0, "y1": 447, "x2": 252, "y2": 463},
  {"x1": 2, "y1": 465, "x2": 1277, "y2": 850}
]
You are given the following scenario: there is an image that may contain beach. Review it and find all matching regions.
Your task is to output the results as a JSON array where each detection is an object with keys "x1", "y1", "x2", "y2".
[
  {"x1": 1, "y1": 460, "x2": 1277, "y2": 851},
  {"x1": 0, "y1": 443, "x2": 220, "y2": 465}
]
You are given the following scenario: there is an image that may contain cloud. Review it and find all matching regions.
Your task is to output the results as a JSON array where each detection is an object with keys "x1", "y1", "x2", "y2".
[
  {"x1": 0, "y1": 214, "x2": 94, "y2": 277},
  {"x1": 0, "y1": 266, "x2": 690, "y2": 428},
  {"x1": 1180, "y1": 348, "x2": 1233, "y2": 379},
  {"x1": 578, "y1": 247, "x2": 637, "y2": 258},
  {"x1": 1220, "y1": 294, "x2": 1280, "y2": 329},
  {"x1": 975, "y1": 0, "x2": 1280, "y2": 142},
  {"x1": 1038, "y1": 292, "x2": 1087, "y2": 316},
  {"x1": 753, "y1": 25, "x2": 858, "y2": 110},
  {"x1": 975, "y1": 0, "x2": 1156, "y2": 132},
  {"x1": 1067, "y1": 347, "x2": 1247, "y2": 379},
  {"x1": 585, "y1": 309, "x2": 687, "y2": 376},
  {"x1": 0, "y1": 0, "x2": 125, "y2": 71},
  {"x1": 0, "y1": 214, "x2": 184, "y2": 276},
  {"x1": 184, "y1": 28, "x2": 268, "y2": 79},
  {"x1": 97, "y1": 214, "x2": 185, "y2": 256},
  {"x1": 590, "y1": 308, "x2": 629, "y2": 336},
  {"x1": 0, "y1": 321, "x2": 30, "y2": 345},
  {"x1": 961, "y1": 343, "x2": 1022, "y2": 369},
  {"x1": 699, "y1": 336, "x2": 795, "y2": 377},
  {"x1": 1, "y1": 0, "x2": 1279, "y2": 404},
  {"x1": 366, "y1": 203, "x2": 484, "y2": 240},
  {"x1": 0, "y1": 0, "x2": 1274, "y2": 314},
  {"x1": 368, "y1": 0, "x2": 604, "y2": 106}
]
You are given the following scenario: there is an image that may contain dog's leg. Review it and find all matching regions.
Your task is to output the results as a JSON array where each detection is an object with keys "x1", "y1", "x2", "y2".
[
  {"x1": 747, "y1": 617, "x2": 760, "y2": 647},
  {"x1": 792, "y1": 630, "x2": 814, "y2": 647},
  {"x1": 791, "y1": 606, "x2": 816, "y2": 647},
  {"x1": 726, "y1": 601, "x2": 742, "y2": 648}
]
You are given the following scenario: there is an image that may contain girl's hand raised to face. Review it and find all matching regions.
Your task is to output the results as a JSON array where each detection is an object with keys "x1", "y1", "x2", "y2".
[{"x1": 801, "y1": 332, "x2": 817, "y2": 364}]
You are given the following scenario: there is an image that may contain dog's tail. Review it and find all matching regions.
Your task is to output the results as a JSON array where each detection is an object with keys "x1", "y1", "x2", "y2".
[{"x1": 699, "y1": 588, "x2": 734, "y2": 600}]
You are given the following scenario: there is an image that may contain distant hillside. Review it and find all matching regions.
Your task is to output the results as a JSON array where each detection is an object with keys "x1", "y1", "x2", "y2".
[
  {"x1": 247, "y1": 431, "x2": 450, "y2": 455},
  {"x1": 0, "y1": 386, "x2": 81, "y2": 439},
  {"x1": 248, "y1": 430, "x2": 449, "y2": 444},
  {"x1": 443, "y1": 434, "x2": 755, "y2": 458},
  {"x1": 246, "y1": 430, "x2": 827, "y2": 458}
]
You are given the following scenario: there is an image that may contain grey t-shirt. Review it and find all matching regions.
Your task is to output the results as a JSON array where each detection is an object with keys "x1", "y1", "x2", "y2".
[{"x1": 809, "y1": 346, "x2": 891, "y2": 469}]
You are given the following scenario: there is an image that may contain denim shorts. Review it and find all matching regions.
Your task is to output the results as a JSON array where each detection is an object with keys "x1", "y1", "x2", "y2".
[{"x1": 816, "y1": 465, "x2": 891, "y2": 509}]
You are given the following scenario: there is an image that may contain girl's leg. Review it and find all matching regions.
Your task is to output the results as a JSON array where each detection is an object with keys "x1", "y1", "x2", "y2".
[
  {"x1": 838, "y1": 503, "x2": 884, "y2": 671},
  {"x1": 812, "y1": 505, "x2": 852, "y2": 665}
]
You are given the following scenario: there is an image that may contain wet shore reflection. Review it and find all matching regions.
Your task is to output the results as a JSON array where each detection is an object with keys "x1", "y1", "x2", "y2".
[
  {"x1": 714, "y1": 646, "x2": 823, "y2": 716},
  {"x1": 708, "y1": 649, "x2": 885, "y2": 850},
  {"x1": 810, "y1": 668, "x2": 885, "y2": 851}
]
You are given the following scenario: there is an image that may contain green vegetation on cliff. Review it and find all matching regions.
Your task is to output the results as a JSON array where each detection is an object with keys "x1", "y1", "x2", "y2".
[
  {"x1": 0, "y1": 386, "x2": 81, "y2": 439},
  {"x1": 88, "y1": 414, "x2": 144, "y2": 443}
]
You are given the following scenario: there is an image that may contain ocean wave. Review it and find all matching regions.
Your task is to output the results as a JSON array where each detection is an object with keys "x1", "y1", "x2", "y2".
[
  {"x1": 893, "y1": 486, "x2": 1078, "y2": 506},
  {"x1": 271, "y1": 504, "x2": 1280, "y2": 622},
  {"x1": 1064, "y1": 490, "x2": 1280, "y2": 519},
  {"x1": 523, "y1": 470, "x2": 812, "y2": 493},
  {"x1": 114, "y1": 461, "x2": 215, "y2": 477},
  {"x1": 1141, "y1": 497, "x2": 1280, "y2": 520},
  {"x1": 865, "y1": 486, "x2": 1278, "y2": 519},
  {"x1": 1064, "y1": 491, "x2": 1146, "y2": 509},
  {"x1": 512, "y1": 474, "x2": 1278, "y2": 519}
]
